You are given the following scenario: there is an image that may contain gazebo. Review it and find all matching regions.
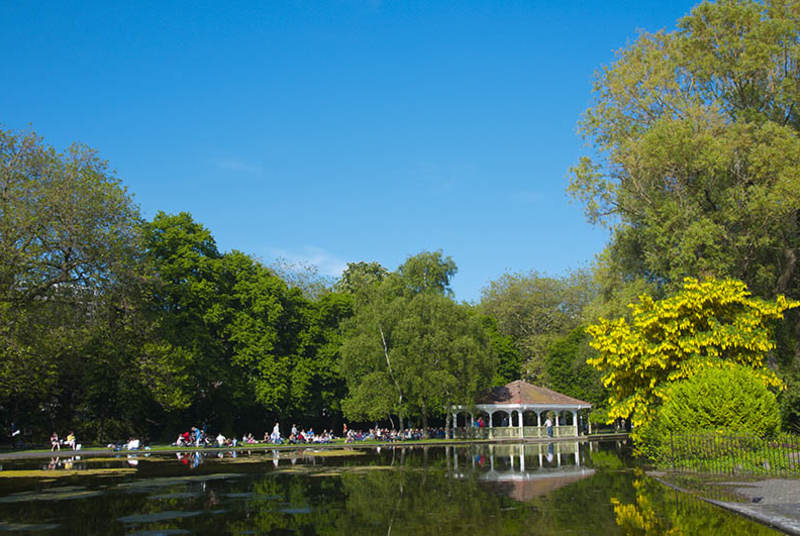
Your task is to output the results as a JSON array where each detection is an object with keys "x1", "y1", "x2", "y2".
[{"x1": 451, "y1": 380, "x2": 592, "y2": 439}]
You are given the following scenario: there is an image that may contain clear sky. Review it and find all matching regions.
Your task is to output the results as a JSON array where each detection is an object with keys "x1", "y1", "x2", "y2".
[{"x1": 2, "y1": 0, "x2": 698, "y2": 302}]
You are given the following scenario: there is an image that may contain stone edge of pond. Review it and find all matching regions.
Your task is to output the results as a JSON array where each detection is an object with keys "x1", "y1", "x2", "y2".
[
  {"x1": 0, "y1": 433, "x2": 629, "y2": 462},
  {"x1": 649, "y1": 472, "x2": 800, "y2": 536}
]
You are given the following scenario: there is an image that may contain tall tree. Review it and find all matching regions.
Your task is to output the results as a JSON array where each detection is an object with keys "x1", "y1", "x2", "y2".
[
  {"x1": 340, "y1": 251, "x2": 494, "y2": 431},
  {"x1": 480, "y1": 269, "x2": 596, "y2": 382},
  {"x1": 0, "y1": 127, "x2": 142, "y2": 436},
  {"x1": 335, "y1": 261, "x2": 388, "y2": 295},
  {"x1": 568, "y1": 0, "x2": 800, "y2": 345}
]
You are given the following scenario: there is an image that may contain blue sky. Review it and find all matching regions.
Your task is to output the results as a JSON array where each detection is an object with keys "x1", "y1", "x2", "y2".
[{"x1": 2, "y1": 0, "x2": 698, "y2": 302}]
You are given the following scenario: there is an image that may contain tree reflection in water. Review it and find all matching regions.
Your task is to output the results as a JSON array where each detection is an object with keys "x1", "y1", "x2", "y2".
[
  {"x1": 612, "y1": 472, "x2": 779, "y2": 535},
  {"x1": 0, "y1": 442, "x2": 781, "y2": 535}
]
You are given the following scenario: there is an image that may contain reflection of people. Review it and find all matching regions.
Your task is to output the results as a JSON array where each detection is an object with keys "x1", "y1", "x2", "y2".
[
  {"x1": 545, "y1": 416, "x2": 553, "y2": 437},
  {"x1": 546, "y1": 443, "x2": 554, "y2": 463}
]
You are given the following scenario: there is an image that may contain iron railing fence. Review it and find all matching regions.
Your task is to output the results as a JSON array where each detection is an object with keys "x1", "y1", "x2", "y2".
[{"x1": 664, "y1": 432, "x2": 800, "y2": 478}]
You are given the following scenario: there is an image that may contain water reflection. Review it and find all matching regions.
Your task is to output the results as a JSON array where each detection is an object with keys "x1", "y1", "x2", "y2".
[
  {"x1": 0, "y1": 442, "x2": 781, "y2": 535},
  {"x1": 449, "y1": 442, "x2": 595, "y2": 503}
]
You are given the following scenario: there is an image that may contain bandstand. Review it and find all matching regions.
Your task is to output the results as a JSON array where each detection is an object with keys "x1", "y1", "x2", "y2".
[{"x1": 451, "y1": 380, "x2": 592, "y2": 439}]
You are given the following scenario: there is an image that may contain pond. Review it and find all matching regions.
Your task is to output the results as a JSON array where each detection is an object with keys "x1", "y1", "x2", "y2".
[{"x1": 0, "y1": 440, "x2": 781, "y2": 535}]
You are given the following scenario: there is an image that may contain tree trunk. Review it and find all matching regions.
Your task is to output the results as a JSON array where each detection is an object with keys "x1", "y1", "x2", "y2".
[{"x1": 421, "y1": 401, "x2": 428, "y2": 438}]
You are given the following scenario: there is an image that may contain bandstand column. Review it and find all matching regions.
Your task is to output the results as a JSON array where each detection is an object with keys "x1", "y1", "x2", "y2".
[{"x1": 572, "y1": 410, "x2": 578, "y2": 436}]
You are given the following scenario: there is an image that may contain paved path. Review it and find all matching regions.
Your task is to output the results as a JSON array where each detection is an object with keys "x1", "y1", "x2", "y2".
[
  {"x1": 653, "y1": 474, "x2": 800, "y2": 535},
  {"x1": 708, "y1": 479, "x2": 800, "y2": 536}
]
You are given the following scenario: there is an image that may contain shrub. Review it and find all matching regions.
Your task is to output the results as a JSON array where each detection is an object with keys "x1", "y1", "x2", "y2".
[
  {"x1": 657, "y1": 365, "x2": 780, "y2": 439},
  {"x1": 635, "y1": 365, "x2": 781, "y2": 460}
]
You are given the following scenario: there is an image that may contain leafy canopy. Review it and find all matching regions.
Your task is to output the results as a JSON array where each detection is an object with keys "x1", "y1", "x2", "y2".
[
  {"x1": 340, "y1": 251, "x2": 494, "y2": 429},
  {"x1": 569, "y1": 0, "x2": 800, "y2": 311}
]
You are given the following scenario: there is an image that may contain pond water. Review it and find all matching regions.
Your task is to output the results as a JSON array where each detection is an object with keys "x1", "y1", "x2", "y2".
[{"x1": 0, "y1": 440, "x2": 781, "y2": 535}]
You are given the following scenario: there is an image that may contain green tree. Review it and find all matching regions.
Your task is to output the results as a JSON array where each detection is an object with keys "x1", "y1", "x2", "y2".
[
  {"x1": 545, "y1": 326, "x2": 606, "y2": 408},
  {"x1": 268, "y1": 257, "x2": 334, "y2": 300},
  {"x1": 480, "y1": 269, "x2": 596, "y2": 382},
  {"x1": 397, "y1": 250, "x2": 457, "y2": 297},
  {"x1": 479, "y1": 314, "x2": 523, "y2": 385},
  {"x1": 0, "y1": 127, "x2": 142, "y2": 437},
  {"x1": 140, "y1": 211, "x2": 227, "y2": 416},
  {"x1": 142, "y1": 211, "x2": 350, "y2": 431},
  {"x1": 568, "y1": 0, "x2": 800, "y2": 344},
  {"x1": 335, "y1": 261, "x2": 389, "y2": 295},
  {"x1": 340, "y1": 252, "x2": 494, "y2": 432}
]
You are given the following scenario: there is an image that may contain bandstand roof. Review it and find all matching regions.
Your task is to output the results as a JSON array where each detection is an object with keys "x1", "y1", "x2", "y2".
[{"x1": 477, "y1": 380, "x2": 591, "y2": 408}]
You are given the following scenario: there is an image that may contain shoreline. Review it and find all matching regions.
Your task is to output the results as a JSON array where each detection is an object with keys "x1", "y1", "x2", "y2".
[
  {"x1": 651, "y1": 472, "x2": 800, "y2": 536},
  {"x1": 0, "y1": 433, "x2": 629, "y2": 462}
]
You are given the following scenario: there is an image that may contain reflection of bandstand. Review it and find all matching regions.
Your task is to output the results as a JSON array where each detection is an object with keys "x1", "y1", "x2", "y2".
[
  {"x1": 448, "y1": 443, "x2": 595, "y2": 502},
  {"x1": 451, "y1": 380, "x2": 592, "y2": 439}
]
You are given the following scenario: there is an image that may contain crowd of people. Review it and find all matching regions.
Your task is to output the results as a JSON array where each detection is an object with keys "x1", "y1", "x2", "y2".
[
  {"x1": 344, "y1": 427, "x2": 447, "y2": 442},
  {"x1": 169, "y1": 423, "x2": 449, "y2": 449},
  {"x1": 43, "y1": 423, "x2": 450, "y2": 453}
]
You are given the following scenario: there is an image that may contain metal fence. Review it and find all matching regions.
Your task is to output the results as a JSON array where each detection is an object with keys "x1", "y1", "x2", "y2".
[{"x1": 665, "y1": 432, "x2": 800, "y2": 477}]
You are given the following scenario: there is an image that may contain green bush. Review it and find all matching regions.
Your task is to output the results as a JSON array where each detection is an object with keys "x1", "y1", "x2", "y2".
[
  {"x1": 657, "y1": 365, "x2": 780, "y2": 438},
  {"x1": 636, "y1": 365, "x2": 781, "y2": 460}
]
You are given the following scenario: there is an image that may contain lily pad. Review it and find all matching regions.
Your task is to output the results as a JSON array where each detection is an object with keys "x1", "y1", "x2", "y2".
[
  {"x1": 127, "y1": 530, "x2": 190, "y2": 536},
  {"x1": 0, "y1": 521, "x2": 60, "y2": 531}
]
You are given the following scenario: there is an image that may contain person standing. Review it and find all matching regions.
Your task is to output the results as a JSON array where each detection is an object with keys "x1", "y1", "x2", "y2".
[
  {"x1": 271, "y1": 422, "x2": 281, "y2": 444},
  {"x1": 545, "y1": 416, "x2": 553, "y2": 438}
]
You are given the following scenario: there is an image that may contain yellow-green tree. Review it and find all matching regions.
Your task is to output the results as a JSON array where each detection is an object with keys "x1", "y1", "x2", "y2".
[{"x1": 587, "y1": 277, "x2": 797, "y2": 438}]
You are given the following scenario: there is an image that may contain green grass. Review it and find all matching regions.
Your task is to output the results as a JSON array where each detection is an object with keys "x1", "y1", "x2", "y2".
[{"x1": 2, "y1": 432, "x2": 615, "y2": 459}]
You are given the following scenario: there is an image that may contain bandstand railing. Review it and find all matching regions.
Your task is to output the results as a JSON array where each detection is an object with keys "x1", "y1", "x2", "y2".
[{"x1": 453, "y1": 425, "x2": 580, "y2": 439}]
